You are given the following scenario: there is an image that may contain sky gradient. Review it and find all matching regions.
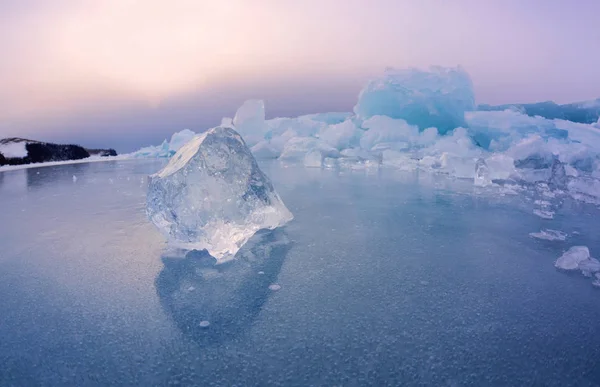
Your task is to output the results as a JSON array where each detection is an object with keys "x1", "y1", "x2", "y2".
[{"x1": 1, "y1": 0, "x2": 599, "y2": 152}]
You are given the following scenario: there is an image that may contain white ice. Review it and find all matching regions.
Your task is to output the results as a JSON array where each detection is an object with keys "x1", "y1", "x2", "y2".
[{"x1": 0, "y1": 141, "x2": 28, "y2": 158}]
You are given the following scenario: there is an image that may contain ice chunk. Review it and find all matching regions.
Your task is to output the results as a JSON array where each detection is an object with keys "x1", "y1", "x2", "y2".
[
  {"x1": 233, "y1": 100, "x2": 267, "y2": 147},
  {"x1": 593, "y1": 273, "x2": 600, "y2": 288},
  {"x1": 132, "y1": 130, "x2": 196, "y2": 158},
  {"x1": 474, "y1": 158, "x2": 491, "y2": 187},
  {"x1": 381, "y1": 149, "x2": 418, "y2": 171},
  {"x1": 529, "y1": 229, "x2": 567, "y2": 241},
  {"x1": 555, "y1": 246, "x2": 590, "y2": 270},
  {"x1": 549, "y1": 157, "x2": 567, "y2": 189},
  {"x1": 578, "y1": 258, "x2": 600, "y2": 276},
  {"x1": 359, "y1": 116, "x2": 419, "y2": 151},
  {"x1": 319, "y1": 120, "x2": 362, "y2": 150},
  {"x1": 168, "y1": 129, "x2": 196, "y2": 154},
  {"x1": 354, "y1": 66, "x2": 475, "y2": 134},
  {"x1": 466, "y1": 110, "x2": 568, "y2": 151},
  {"x1": 146, "y1": 126, "x2": 293, "y2": 261},
  {"x1": 279, "y1": 137, "x2": 339, "y2": 161},
  {"x1": 304, "y1": 149, "x2": 323, "y2": 168},
  {"x1": 533, "y1": 209, "x2": 554, "y2": 219},
  {"x1": 251, "y1": 141, "x2": 280, "y2": 159}
]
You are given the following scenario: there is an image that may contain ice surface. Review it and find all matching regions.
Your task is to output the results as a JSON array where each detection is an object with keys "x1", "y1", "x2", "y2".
[
  {"x1": 354, "y1": 66, "x2": 475, "y2": 134},
  {"x1": 555, "y1": 246, "x2": 590, "y2": 270},
  {"x1": 146, "y1": 126, "x2": 293, "y2": 260},
  {"x1": 529, "y1": 229, "x2": 567, "y2": 241},
  {"x1": 4, "y1": 159, "x2": 600, "y2": 386}
]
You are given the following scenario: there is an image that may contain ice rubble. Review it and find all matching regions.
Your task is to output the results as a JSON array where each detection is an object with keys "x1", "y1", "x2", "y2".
[
  {"x1": 529, "y1": 229, "x2": 567, "y2": 241},
  {"x1": 555, "y1": 246, "x2": 600, "y2": 286},
  {"x1": 146, "y1": 126, "x2": 293, "y2": 261},
  {"x1": 133, "y1": 129, "x2": 196, "y2": 158},
  {"x1": 133, "y1": 65, "x2": 600, "y2": 204}
]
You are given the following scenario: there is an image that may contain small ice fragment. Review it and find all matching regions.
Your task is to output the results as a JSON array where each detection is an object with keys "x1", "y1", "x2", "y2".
[
  {"x1": 593, "y1": 273, "x2": 600, "y2": 288},
  {"x1": 578, "y1": 258, "x2": 600, "y2": 274},
  {"x1": 257, "y1": 271, "x2": 265, "y2": 275},
  {"x1": 268, "y1": 284, "x2": 281, "y2": 291},
  {"x1": 529, "y1": 229, "x2": 567, "y2": 241},
  {"x1": 474, "y1": 158, "x2": 491, "y2": 187},
  {"x1": 199, "y1": 320, "x2": 210, "y2": 328},
  {"x1": 555, "y1": 246, "x2": 590, "y2": 270},
  {"x1": 187, "y1": 286, "x2": 196, "y2": 292},
  {"x1": 533, "y1": 209, "x2": 554, "y2": 219},
  {"x1": 72, "y1": 175, "x2": 77, "y2": 182}
]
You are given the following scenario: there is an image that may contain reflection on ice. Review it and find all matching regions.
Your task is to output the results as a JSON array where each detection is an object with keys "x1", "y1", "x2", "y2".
[{"x1": 155, "y1": 228, "x2": 292, "y2": 346}]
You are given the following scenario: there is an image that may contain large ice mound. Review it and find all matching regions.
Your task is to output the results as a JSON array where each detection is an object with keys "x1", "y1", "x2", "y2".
[
  {"x1": 353, "y1": 66, "x2": 475, "y2": 134},
  {"x1": 146, "y1": 126, "x2": 293, "y2": 261},
  {"x1": 132, "y1": 65, "x2": 600, "y2": 204}
]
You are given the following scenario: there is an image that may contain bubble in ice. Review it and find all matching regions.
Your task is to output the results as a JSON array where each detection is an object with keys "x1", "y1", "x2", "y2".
[{"x1": 199, "y1": 320, "x2": 210, "y2": 328}]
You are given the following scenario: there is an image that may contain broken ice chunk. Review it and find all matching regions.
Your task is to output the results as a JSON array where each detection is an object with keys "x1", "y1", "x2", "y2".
[
  {"x1": 233, "y1": 100, "x2": 267, "y2": 147},
  {"x1": 529, "y1": 229, "x2": 567, "y2": 241},
  {"x1": 146, "y1": 126, "x2": 293, "y2": 261},
  {"x1": 555, "y1": 246, "x2": 590, "y2": 270},
  {"x1": 474, "y1": 158, "x2": 491, "y2": 187},
  {"x1": 578, "y1": 258, "x2": 600, "y2": 276},
  {"x1": 549, "y1": 156, "x2": 567, "y2": 189},
  {"x1": 593, "y1": 273, "x2": 600, "y2": 288},
  {"x1": 304, "y1": 149, "x2": 324, "y2": 168}
]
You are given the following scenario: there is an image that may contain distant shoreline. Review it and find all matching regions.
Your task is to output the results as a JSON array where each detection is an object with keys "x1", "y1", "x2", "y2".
[{"x1": 0, "y1": 155, "x2": 132, "y2": 173}]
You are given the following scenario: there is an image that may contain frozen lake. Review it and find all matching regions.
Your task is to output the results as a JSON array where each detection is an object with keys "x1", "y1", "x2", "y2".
[{"x1": 1, "y1": 160, "x2": 600, "y2": 386}]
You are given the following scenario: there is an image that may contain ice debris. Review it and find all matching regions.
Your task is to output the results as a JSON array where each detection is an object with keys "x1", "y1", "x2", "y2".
[
  {"x1": 131, "y1": 65, "x2": 600, "y2": 205},
  {"x1": 529, "y1": 229, "x2": 567, "y2": 241},
  {"x1": 133, "y1": 129, "x2": 196, "y2": 158},
  {"x1": 474, "y1": 158, "x2": 491, "y2": 187},
  {"x1": 146, "y1": 126, "x2": 293, "y2": 261},
  {"x1": 555, "y1": 246, "x2": 590, "y2": 270}
]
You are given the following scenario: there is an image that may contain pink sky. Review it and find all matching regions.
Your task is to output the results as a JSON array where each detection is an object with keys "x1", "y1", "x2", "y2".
[{"x1": 1, "y1": 0, "x2": 599, "y2": 150}]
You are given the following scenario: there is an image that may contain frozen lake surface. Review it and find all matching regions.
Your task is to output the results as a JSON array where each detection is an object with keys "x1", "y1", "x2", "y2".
[{"x1": 1, "y1": 160, "x2": 600, "y2": 386}]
